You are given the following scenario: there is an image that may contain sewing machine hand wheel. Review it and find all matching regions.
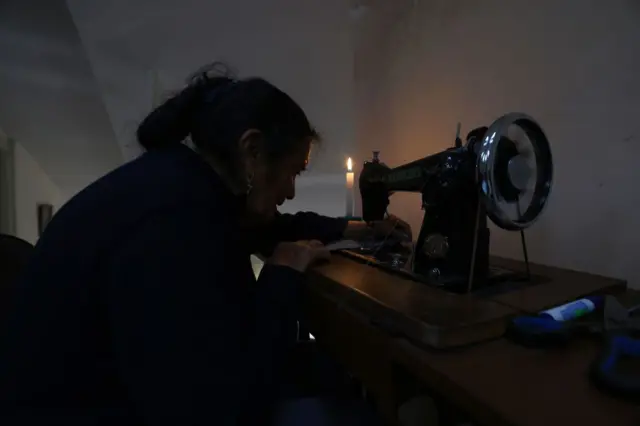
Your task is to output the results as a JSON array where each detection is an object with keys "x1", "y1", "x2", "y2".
[{"x1": 476, "y1": 113, "x2": 553, "y2": 231}]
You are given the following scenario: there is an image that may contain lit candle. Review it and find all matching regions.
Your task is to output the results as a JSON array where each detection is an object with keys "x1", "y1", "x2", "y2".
[{"x1": 346, "y1": 157, "x2": 354, "y2": 217}]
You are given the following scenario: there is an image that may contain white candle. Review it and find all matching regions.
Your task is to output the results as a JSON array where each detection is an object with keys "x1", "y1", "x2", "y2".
[{"x1": 346, "y1": 157, "x2": 354, "y2": 217}]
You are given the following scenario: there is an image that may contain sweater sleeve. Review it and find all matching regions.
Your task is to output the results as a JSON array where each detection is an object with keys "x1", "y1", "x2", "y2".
[
  {"x1": 105, "y1": 208, "x2": 305, "y2": 425},
  {"x1": 253, "y1": 212, "x2": 348, "y2": 256}
]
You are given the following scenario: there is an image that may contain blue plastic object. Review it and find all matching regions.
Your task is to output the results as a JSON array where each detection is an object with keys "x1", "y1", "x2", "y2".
[
  {"x1": 508, "y1": 298, "x2": 640, "y2": 400},
  {"x1": 539, "y1": 295, "x2": 603, "y2": 322},
  {"x1": 507, "y1": 315, "x2": 572, "y2": 347},
  {"x1": 591, "y1": 334, "x2": 640, "y2": 400}
]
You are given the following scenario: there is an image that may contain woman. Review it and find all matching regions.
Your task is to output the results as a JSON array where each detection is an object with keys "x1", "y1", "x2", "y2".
[{"x1": 0, "y1": 64, "x2": 410, "y2": 425}]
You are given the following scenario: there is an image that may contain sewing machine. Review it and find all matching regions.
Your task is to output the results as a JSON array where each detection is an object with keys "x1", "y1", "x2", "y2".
[{"x1": 349, "y1": 113, "x2": 554, "y2": 294}]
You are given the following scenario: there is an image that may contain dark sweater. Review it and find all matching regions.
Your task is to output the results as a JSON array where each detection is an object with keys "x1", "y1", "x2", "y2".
[{"x1": 0, "y1": 144, "x2": 347, "y2": 425}]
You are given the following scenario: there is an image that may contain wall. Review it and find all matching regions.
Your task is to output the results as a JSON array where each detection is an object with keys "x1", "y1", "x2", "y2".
[
  {"x1": 67, "y1": 0, "x2": 356, "y2": 220},
  {"x1": 0, "y1": 0, "x2": 124, "y2": 197},
  {"x1": 279, "y1": 174, "x2": 349, "y2": 218},
  {"x1": 67, "y1": 0, "x2": 355, "y2": 173},
  {"x1": 14, "y1": 141, "x2": 65, "y2": 245},
  {"x1": 0, "y1": 127, "x2": 16, "y2": 234},
  {"x1": 355, "y1": 0, "x2": 640, "y2": 288}
]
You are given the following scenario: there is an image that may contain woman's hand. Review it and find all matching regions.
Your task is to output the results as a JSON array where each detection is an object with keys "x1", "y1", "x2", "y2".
[
  {"x1": 343, "y1": 214, "x2": 413, "y2": 242},
  {"x1": 268, "y1": 240, "x2": 331, "y2": 272},
  {"x1": 369, "y1": 214, "x2": 413, "y2": 242}
]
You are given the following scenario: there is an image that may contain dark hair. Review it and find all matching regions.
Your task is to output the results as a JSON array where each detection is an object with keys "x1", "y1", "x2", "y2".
[{"x1": 137, "y1": 63, "x2": 318, "y2": 170}]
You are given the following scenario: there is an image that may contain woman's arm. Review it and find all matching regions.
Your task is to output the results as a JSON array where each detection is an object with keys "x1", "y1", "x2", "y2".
[
  {"x1": 341, "y1": 219, "x2": 373, "y2": 240},
  {"x1": 252, "y1": 212, "x2": 348, "y2": 255},
  {"x1": 106, "y1": 207, "x2": 304, "y2": 425},
  {"x1": 255, "y1": 212, "x2": 412, "y2": 255},
  {"x1": 267, "y1": 211, "x2": 348, "y2": 244}
]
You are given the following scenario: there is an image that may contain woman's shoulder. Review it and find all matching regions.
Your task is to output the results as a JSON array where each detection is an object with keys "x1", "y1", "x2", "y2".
[
  {"x1": 62, "y1": 146, "x2": 226, "y2": 216},
  {"x1": 44, "y1": 147, "x2": 236, "y2": 253}
]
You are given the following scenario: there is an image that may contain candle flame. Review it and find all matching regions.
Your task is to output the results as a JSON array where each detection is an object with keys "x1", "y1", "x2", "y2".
[{"x1": 347, "y1": 157, "x2": 353, "y2": 172}]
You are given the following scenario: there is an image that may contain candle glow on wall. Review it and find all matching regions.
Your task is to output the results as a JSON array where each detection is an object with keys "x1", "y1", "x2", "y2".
[{"x1": 346, "y1": 157, "x2": 354, "y2": 217}]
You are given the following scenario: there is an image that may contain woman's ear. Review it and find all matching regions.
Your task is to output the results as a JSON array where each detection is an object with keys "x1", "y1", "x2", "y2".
[
  {"x1": 238, "y1": 129, "x2": 263, "y2": 161},
  {"x1": 238, "y1": 129, "x2": 265, "y2": 180}
]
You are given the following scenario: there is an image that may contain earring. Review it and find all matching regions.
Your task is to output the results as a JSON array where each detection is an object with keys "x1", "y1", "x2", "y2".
[{"x1": 246, "y1": 172, "x2": 254, "y2": 195}]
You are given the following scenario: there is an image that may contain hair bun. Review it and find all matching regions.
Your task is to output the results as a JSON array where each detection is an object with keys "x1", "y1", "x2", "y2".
[
  {"x1": 136, "y1": 84, "x2": 201, "y2": 151},
  {"x1": 137, "y1": 62, "x2": 237, "y2": 151}
]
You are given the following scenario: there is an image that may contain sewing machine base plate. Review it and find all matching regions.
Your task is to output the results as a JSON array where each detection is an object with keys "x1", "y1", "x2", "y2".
[
  {"x1": 339, "y1": 250, "x2": 550, "y2": 297},
  {"x1": 309, "y1": 254, "x2": 627, "y2": 349}
]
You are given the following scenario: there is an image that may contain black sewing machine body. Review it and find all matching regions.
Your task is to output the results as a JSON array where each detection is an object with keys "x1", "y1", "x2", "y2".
[{"x1": 355, "y1": 113, "x2": 553, "y2": 294}]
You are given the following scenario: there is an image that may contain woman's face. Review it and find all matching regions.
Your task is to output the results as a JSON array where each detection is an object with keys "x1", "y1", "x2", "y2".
[{"x1": 245, "y1": 139, "x2": 311, "y2": 223}]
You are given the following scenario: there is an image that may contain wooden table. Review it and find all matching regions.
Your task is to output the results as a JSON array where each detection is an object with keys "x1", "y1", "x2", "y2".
[{"x1": 304, "y1": 255, "x2": 640, "y2": 426}]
